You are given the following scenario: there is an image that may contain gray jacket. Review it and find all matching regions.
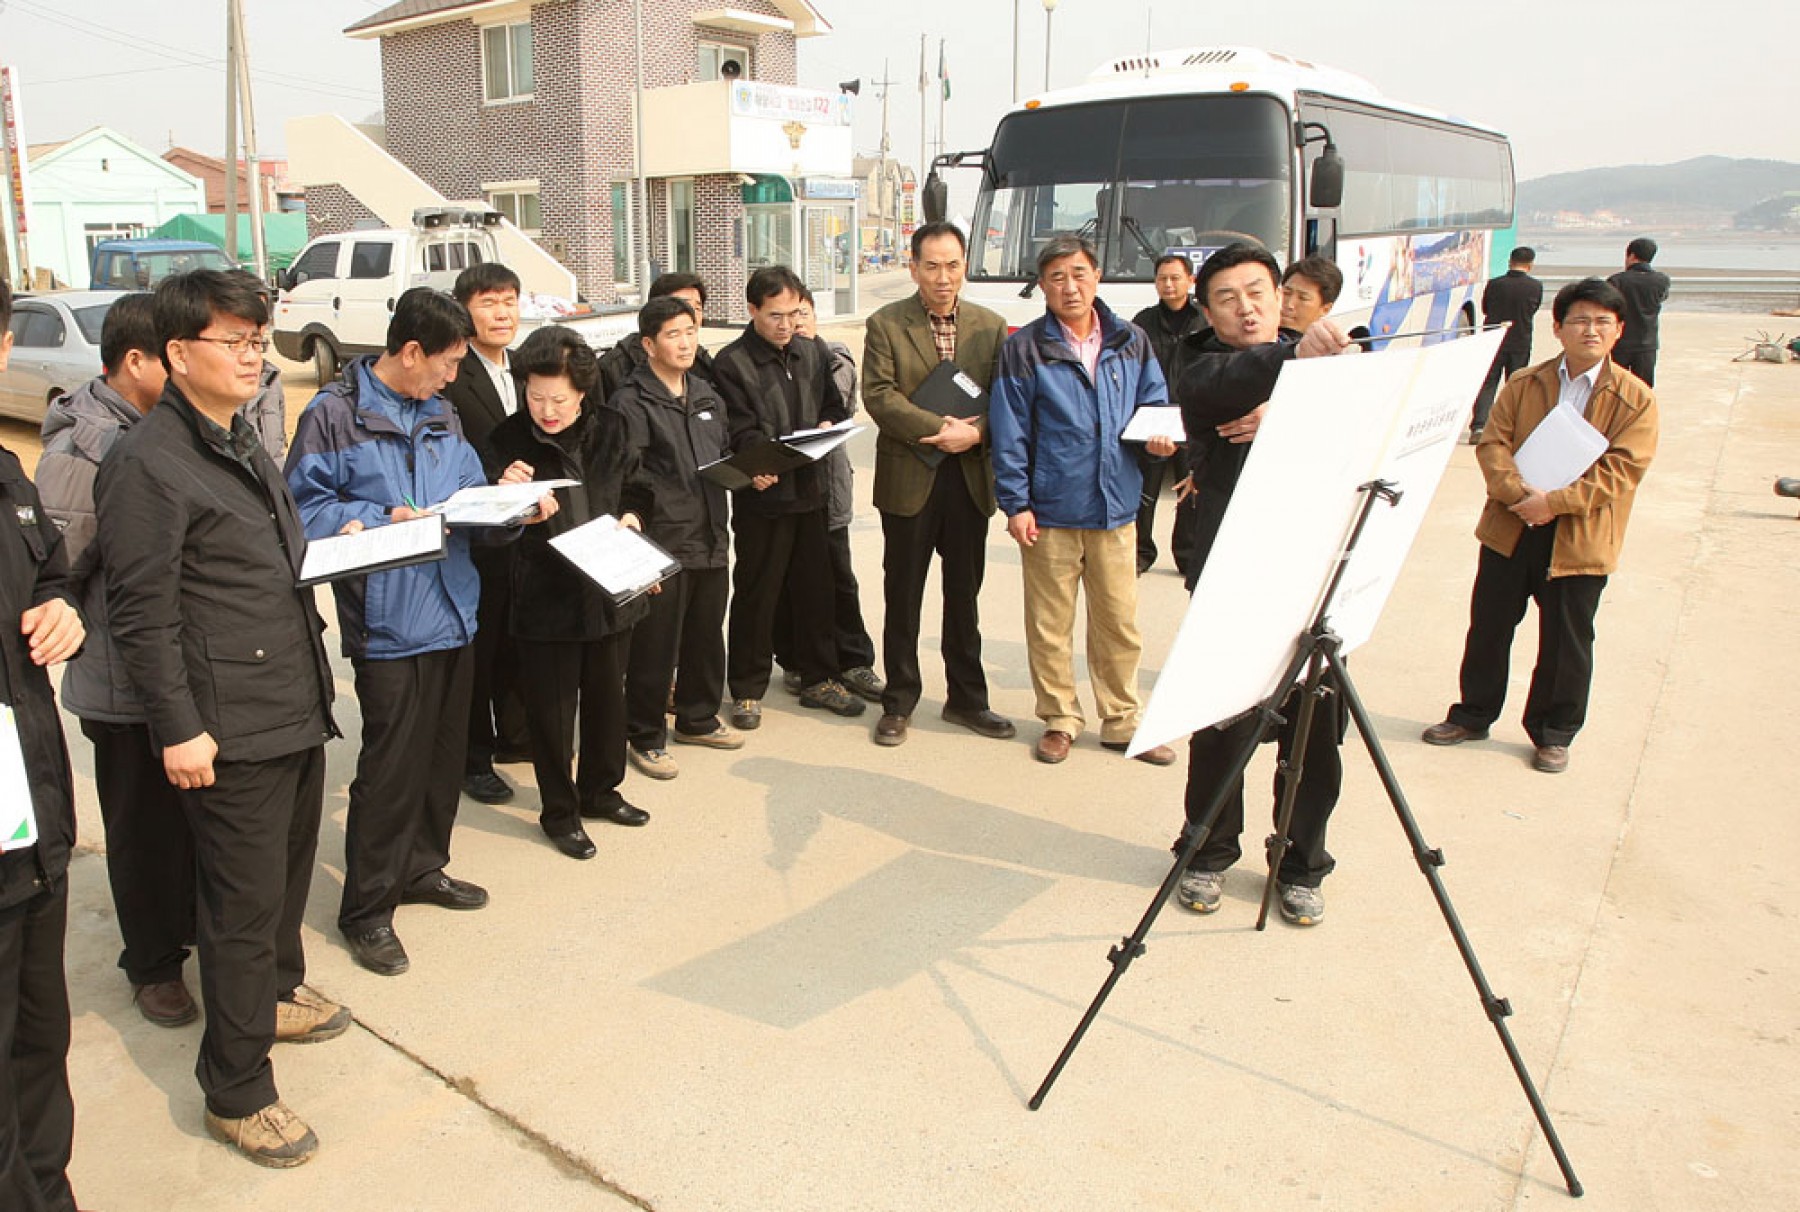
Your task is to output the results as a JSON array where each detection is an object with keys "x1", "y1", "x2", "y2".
[
  {"x1": 238, "y1": 361, "x2": 287, "y2": 459},
  {"x1": 819, "y1": 337, "x2": 859, "y2": 530},
  {"x1": 36, "y1": 377, "x2": 148, "y2": 723}
]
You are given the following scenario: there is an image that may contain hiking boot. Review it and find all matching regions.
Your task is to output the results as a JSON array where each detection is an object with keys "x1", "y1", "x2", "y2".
[
  {"x1": 1177, "y1": 869, "x2": 1224, "y2": 914},
  {"x1": 840, "y1": 665, "x2": 885, "y2": 702},
  {"x1": 205, "y1": 1100, "x2": 318, "y2": 1168},
  {"x1": 799, "y1": 679, "x2": 866, "y2": 717},
  {"x1": 629, "y1": 745, "x2": 679, "y2": 780},
  {"x1": 275, "y1": 987, "x2": 352, "y2": 1043},
  {"x1": 671, "y1": 724, "x2": 745, "y2": 750},
  {"x1": 730, "y1": 699, "x2": 762, "y2": 730},
  {"x1": 1278, "y1": 882, "x2": 1325, "y2": 927}
]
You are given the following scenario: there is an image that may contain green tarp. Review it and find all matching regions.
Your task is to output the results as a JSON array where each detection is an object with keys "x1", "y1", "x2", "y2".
[{"x1": 151, "y1": 211, "x2": 309, "y2": 271}]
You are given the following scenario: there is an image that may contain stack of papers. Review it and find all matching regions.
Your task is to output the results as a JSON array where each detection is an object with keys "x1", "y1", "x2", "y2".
[
  {"x1": 548, "y1": 515, "x2": 680, "y2": 604},
  {"x1": 1513, "y1": 404, "x2": 1609, "y2": 491},
  {"x1": 432, "y1": 480, "x2": 579, "y2": 527},
  {"x1": 1121, "y1": 406, "x2": 1187, "y2": 444},
  {"x1": 298, "y1": 514, "x2": 448, "y2": 587}
]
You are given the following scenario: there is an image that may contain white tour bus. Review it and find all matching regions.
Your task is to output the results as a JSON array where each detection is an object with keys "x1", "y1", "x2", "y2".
[{"x1": 926, "y1": 46, "x2": 1516, "y2": 343}]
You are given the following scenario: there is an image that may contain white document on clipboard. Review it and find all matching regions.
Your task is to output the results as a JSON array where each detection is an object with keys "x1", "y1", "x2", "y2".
[
  {"x1": 548, "y1": 515, "x2": 679, "y2": 604},
  {"x1": 432, "y1": 480, "x2": 579, "y2": 527},
  {"x1": 0, "y1": 706, "x2": 36, "y2": 852},
  {"x1": 1513, "y1": 403, "x2": 1609, "y2": 491}
]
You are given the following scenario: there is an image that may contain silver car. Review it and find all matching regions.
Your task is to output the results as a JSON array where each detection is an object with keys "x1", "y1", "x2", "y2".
[{"x1": 0, "y1": 290, "x2": 131, "y2": 423}]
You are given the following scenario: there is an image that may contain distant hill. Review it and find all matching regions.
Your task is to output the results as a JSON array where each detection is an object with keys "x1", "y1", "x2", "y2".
[{"x1": 1518, "y1": 157, "x2": 1800, "y2": 228}]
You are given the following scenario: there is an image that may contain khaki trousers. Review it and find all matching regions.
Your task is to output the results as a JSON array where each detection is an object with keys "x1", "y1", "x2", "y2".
[{"x1": 1018, "y1": 524, "x2": 1144, "y2": 741}]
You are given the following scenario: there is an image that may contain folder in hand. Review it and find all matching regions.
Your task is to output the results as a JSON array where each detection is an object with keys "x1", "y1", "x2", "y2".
[
  {"x1": 907, "y1": 360, "x2": 988, "y2": 468},
  {"x1": 698, "y1": 425, "x2": 864, "y2": 491}
]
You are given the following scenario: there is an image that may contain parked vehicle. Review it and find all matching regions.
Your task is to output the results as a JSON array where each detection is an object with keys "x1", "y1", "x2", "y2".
[
  {"x1": 272, "y1": 206, "x2": 637, "y2": 384},
  {"x1": 0, "y1": 290, "x2": 129, "y2": 423},
  {"x1": 90, "y1": 239, "x2": 236, "y2": 290}
]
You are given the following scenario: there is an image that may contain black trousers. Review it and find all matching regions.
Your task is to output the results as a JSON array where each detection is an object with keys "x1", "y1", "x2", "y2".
[
  {"x1": 1182, "y1": 675, "x2": 1344, "y2": 888},
  {"x1": 775, "y1": 525, "x2": 876, "y2": 674},
  {"x1": 1471, "y1": 348, "x2": 1530, "y2": 433},
  {"x1": 342, "y1": 647, "x2": 472, "y2": 933},
  {"x1": 727, "y1": 509, "x2": 836, "y2": 699},
  {"x1": 879, "y1": 466, "x2": 991, "y2": 718},
  {"x1": 1172, "y1": 489, "x2": 1201, "y2": 582},
  {"x1": 1134, "y1": 447, "x2": 1185, "y2": 571},
  {"x1": 0, "y1": 884, "x2": 75, "y2": 1212},
  {"x1": 467, "y1": 552, "x2": 528, "y2": 772},
  {"x1": 625, "y1": 566, "x2": 729, "y2": 748},
  {"x1": 1614, "y1": 346, "x2": 1656, "y2": 388},
  {"x1": 1448, "y1": 524, "x2": 1607, "y2": 748},
  {"x1": 517, "y1": 633, "x2": 629, "y2": 832},
  {"x1": 79, "y1": 718, "x2": 195, "y2": 986},
  {"x1": 182, "y1": 746, "x2": 325, "y2": 1119}
]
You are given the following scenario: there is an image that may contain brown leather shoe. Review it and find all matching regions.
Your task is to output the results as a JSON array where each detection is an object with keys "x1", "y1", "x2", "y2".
[
  {"x1": 1034, "y1": 730, "x2": 1073, "y2": 764},
  {"x1": 1533, "y1": 744, "x2": 1570, "y2": 773},
  {"x1": 1421, "y1": 720, "x2": 1489, "y2": 746},
  {"x1": 1100, "y1": 739, "x2": 1177, "y2": 765},
  {"x1": 133, "y1": 978, "x2": 199, "y2": 1027},
  {"x1": 873, "y1": 713, "x2": 908, "y2": 747}
]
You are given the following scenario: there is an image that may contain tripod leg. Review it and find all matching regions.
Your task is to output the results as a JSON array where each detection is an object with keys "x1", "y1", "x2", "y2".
[
  {"x1": 1255, "y1": 646, "x2": 1332, "y2": 931},
  {"x1": 1325, "y1": 647, "x2": 1584, "y2": 1198}
]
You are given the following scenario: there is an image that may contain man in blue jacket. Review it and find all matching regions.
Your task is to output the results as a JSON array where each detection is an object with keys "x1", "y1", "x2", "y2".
[
  {"x1": 990, "y1": 234, "x2": 1178, "y2": 767},
  {"x1": 286, "y1": 288, "x2": 494, "y2": 978}
]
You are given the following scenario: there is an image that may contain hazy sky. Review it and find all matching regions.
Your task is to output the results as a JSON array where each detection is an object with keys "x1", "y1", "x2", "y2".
[{"x1": 1, "y1": 0, "x2": 1792, "y2": 184}]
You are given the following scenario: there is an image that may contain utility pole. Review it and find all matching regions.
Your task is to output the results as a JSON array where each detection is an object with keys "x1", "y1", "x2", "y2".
[
  {"x1": 872, "y1": 61, "x2": 899, "y2": 263},
  {"x1": 230, "y1": 0, "x2": 267, "y2": 281},
  {"x1": 632, "y1": 0, "x2": 650, "y2": 295},
  {"x1": 917, "y1": 33, "x2": 927, "y2": 193},
  {"x1": 223, "y1": 2, "x2": 238, "y2": 261}
]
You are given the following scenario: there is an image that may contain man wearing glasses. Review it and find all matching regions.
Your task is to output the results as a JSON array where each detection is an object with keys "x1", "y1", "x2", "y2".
[
  {"x1": 96, "y1": 270, "x2": 345, "y2": 1167},
  {"x1": 1423, "y1": 278, "x2": 1659, "y2": 774}
]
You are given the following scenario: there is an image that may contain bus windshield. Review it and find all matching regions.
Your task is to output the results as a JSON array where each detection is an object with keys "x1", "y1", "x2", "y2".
[{"x1": 968, "y1": 94, "x2": 1292, "y2": 282}]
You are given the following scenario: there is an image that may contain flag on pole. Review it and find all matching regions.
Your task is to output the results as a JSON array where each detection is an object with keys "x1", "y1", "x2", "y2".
[
  {"x1": 918, "y1": 34, "x2": 928, "y2": 94},
  {"x1": 939, "y1": 40, "x2": 950, "y2": 101}
]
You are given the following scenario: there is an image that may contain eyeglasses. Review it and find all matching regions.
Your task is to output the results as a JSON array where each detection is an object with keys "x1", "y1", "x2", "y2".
[
  {"x1": 1561, "y1": 316, "x2": 1618, "y2": 331},
  {"x1": 760, "y1": 309, "x2": 807, "y2": 326},
  {"x1": 189, "y1": 333, "x2": 272, "y2": 357}
]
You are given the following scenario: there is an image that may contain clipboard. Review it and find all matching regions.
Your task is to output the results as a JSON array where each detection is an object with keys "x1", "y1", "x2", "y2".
[
  {"x1": 297, "y1": 514, "x2": 449, "y2": 587},
  {"x1": 548, "y1": 515, "x2": 680, "y2": 605},
  {"x1": 907, "y1": 360, "x2": 988, "y2": 468},
  {"x1": 698, "y1": 425, "x2": 865, "y2": 491}
]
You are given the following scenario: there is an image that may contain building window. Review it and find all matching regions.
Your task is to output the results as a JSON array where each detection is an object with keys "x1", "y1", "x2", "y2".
[
  {"x1": 483, "y1": 21, "x2": 534, "y2": 103},
  {"x1": 486, "y1": 185, "x2": 542, "y2": 235},
  {"x1": 611, "y1": 182, "x2": 634, "y2": 285},
  {"x1": 669, "y1": 180, "x2": 695, "y2": 274},
  {"x1": 696, "y1": 38, "x2": 751, "y2": 82}
]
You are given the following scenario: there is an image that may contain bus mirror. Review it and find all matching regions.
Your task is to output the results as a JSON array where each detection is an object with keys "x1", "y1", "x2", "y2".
[
  {"x1": 1311, "y1": 143, "x2": 1344, "y2": 210},
  {"x1": 922, "y1": 171, "x2": 948, "y2": 224}
]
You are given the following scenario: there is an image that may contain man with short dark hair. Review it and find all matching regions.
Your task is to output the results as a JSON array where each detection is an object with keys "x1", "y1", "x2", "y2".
[
  {"x1": 598, "y1": 272, "x2": 715, "y2": 401},
  {"x1": 446, "y1": 261, "x2": 529, "y2": 804},
  {"x1": 1472, "y1": 247, "x2": 1544, "y2": 441},
  {"x1": 990, "y1": 234, "x2": 1178, "y2": 767},
  {"x1": 38, "y1": 293, "x2": 201, "y2": 1029},
  {"x1": 0, "y1": 274, "x2": 86, "y2": 1211},
  {"x1": 1608, "y1": 237, "x2": 1670, "y2": 386},
  {"x1": 1169, "y1": 242, "x2": 1359, "y2": 927},
  {"x1": 863, "y1": 220, "x2": 1014, "y2": 746},
  {"x1": 286, "y1": 287, "x2": 497, "y2": 979},
  {"x1": 712, "y1": 265, "x2": 855, "y2": 729},
  {"x1": 1129, "y1": 253, "x2": 1203, "y2": 576},
  {"x1": 1424, "y1": 278, "x2": 1658, "y2": 774},
  {"x1": 98, "y1": 270, "x2": 346, "y2": 1167}
]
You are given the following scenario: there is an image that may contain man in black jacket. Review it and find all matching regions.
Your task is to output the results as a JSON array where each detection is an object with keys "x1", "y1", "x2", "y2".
[
  {"x1": 1130, "y1": 254, "x2": 1204, "y2": 575},
  {"x1": 596, "y1": 271, "x2": 716, "y2": 401},
  {"x1": 711, "y1": 265, "x2": 856, "y2": 730},
  {"x1": 446, "y1": 262, "x2": 528, "y2": 805},
  {"x1": 0, "y1": 276, "x2": 87, "y2": 1212},
  {"x1": 1168, "y1": 243, "x2": 1356, "y2": 928},
  {"x1": 96, "y1": 270, "x2": 346, "y2": 1168},
  {"x1": 1609, "y1": 237, "x2": 1671, "y2": 387},
  {"x1": 1473, "y1": 247, "x2": 1544, "y2": 440}
]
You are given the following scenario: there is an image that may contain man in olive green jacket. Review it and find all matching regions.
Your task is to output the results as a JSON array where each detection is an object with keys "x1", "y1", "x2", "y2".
[
  {"x1": 1423, "y1": 277, "x2": 1658, "y2": 774},
  {"x1": 862, "y1": 222, "x2": 1015, "y2": 747}
]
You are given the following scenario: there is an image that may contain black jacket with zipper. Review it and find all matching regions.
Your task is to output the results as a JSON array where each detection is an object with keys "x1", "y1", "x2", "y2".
[
  {"x1": 710, "y1": 326, "x2": 848, "y2": 518},
  {"x1": 611, "y1": 363, "x2": 730, "y2": 571}
]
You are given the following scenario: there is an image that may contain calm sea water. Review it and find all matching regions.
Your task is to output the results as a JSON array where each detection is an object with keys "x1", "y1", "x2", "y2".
[{"x1": 1521, "y1": 233, "x2": 1800, "y2": 274}]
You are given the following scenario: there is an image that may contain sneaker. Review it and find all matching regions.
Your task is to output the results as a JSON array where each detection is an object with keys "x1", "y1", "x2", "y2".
[
  {"x1": 1277, "y1": 882, "x2": 1325, "y2": 927},
  {"x1": 671, "y1": 724, "x2": 745, "y2": 750},
  {"x1": 1177, "y1": 869, "x2": 1223, "y2": 914},
  {"x1": 781, "y1": 669, "x2": 804, "y2": 695},
  {"x1": 629, "y1": 745, "x2": 679, "y2": 779},
  {"x1": 840, "y1": 665, "x2": 885, "y2": 702},
  {"x1": 730, "y1": 699, "x2": 762, "y2": 730},
  {"x1": 205, "y1": 1100, "x2": 318, "y2": 1168},
  {"x1": 275, "y1": 986, "x2": 352, "y2": 1044},
  {"x1": 798, "y1": 678, "x2": 867, "y2": 717}
]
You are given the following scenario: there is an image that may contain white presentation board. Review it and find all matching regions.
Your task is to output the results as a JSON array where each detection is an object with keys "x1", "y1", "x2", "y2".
[{"x1": 1127, "y1": 329, "x2": 1505, "y2": 757}]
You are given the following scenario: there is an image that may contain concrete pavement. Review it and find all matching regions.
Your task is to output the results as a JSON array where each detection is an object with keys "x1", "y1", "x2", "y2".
[{"x1": 53, "y1": 309, "x2": 1800, "y2": 1210}]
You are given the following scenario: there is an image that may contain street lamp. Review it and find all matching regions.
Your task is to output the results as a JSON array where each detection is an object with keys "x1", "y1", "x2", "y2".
[{"x1": 1043, "y1": 0, "x2": 1057, "y2": 92}]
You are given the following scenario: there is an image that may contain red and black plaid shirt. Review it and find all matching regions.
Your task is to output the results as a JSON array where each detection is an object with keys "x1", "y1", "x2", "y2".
[{"x1": 927, "y1": 306, "x2": 958, "y2": 363}]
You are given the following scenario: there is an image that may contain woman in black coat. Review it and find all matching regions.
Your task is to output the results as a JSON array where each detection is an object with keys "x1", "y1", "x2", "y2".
[{"x1": 484, "y1": 327, "x2": 655, "y2": 860}]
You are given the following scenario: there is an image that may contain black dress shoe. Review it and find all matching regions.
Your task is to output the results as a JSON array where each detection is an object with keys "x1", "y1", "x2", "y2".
[
  {"x1": 941, "y1": 706, "x2": 1018, "y2": 740},
  {"x1": 400, "y1": 872, "x2": 489, "y2": 911},
  {"x1": 343, "y1": 925, "x2": 410, "y2": 976},
  {"x1": 462, "y1": 770, "x2": 514, "y2": 804},
  {"x1": 583, "y1": 800, "x2": 650, "y2": 827},
  {"x1": 492, "y1": 745, "x2": 533, "y2": 765},
  {"x1": 546, "y1": 827, "x2": 597, "y2": 860}
]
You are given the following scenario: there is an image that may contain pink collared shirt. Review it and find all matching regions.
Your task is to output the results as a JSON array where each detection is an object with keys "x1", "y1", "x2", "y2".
[{"x1": 1054, "y1": 313, "x2": 1103, "y2": 380}]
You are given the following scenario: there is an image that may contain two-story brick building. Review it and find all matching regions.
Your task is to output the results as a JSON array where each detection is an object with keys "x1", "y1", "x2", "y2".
[{"x1": 325, "y1": 0, "x2": 858, "y2": 322}]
